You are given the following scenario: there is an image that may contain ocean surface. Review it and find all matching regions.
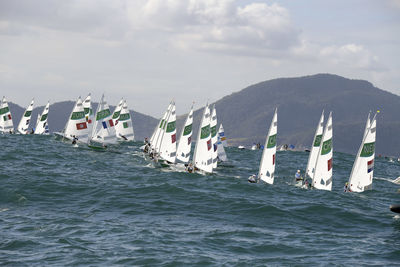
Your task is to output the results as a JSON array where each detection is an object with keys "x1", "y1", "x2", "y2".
[{"x1": 1, "y1": 134, "x2": 400, "y2": 266}]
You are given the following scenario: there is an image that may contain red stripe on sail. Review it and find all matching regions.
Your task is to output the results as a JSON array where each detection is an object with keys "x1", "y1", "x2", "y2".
[{"x1": 327, "y1": 158, "x2": 332, "y2": 171}]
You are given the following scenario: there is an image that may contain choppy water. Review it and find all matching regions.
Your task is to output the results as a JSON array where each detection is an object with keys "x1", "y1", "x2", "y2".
[{"x1": 1, "y1": 134, "x2": 400, "y2": 266}]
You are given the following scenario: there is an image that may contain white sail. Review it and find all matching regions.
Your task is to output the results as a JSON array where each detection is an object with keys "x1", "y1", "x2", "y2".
[
  {"x1": 158, "y1": 102, "x2": 177, "y2": 163},
  {"x1": 0, "y1": 96, "x2": 14, "y2": 133},
  {"x1": 192, "y1": 104, "x2": 213, "y2": 173},
  {"x1": 258, "y1": 108, "x2": 278, "y2": 184},
  {"x1": 312, "y1": 112, "x2": 333, "y2": 191},
  {"x1": 35, "y1": 102, "x2": 50, "y2": 135},
  {"x1": 112, "y1": 99, "x2": 124, "y2": 125},
  {"x1": 89, "y1": 94, "x2": 117, "y2": 145},
  {"x1": 176, "y1": 104, "x2": 193, "y2": 163},
  {"x1": 83, "y1": 94, "x2": 94, "y2": 136},
  {"x1": 216, "y1": 124, "x2": 228, "y2": 162},
  {"x1": 218, "y1": 124, "x2": 228, "y2": 147},
  {"x1": 306, "y1": 111, "x2": 324, "y2": 179},
  {"x1": 348, "y1": 113, "x2": 376, "y2": 192},
  {"x1": 61, "y1": 96, "x2": 89, "y2": 142},
  {"x1": 210, "y1": 105, "x2": 218, "y2": 168},
  {"x1": 115, "y1": 100, "x2": 135, "y2": 141},
  {"x1": 17, "y1": 99, "x2": 34, "y2": 134},
  {"x1": 151, "y1": 102, "x2": 172, "y2": 152}
]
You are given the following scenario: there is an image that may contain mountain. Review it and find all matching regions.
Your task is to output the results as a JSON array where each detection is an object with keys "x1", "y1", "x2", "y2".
[
  {"x1": 6, "y1": 74, "x2": 400, "y2": 157},
  {"x1": 8, "y1": 100, "x2": 158, "y2": 141},
  {"x1": 176, "y1": 74, "x2": 400, "y2": 157}
]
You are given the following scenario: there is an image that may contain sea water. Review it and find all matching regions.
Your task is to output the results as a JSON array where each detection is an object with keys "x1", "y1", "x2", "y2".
[{"x1": 1, "y1": 134, "x2": 400, "y2": 265}]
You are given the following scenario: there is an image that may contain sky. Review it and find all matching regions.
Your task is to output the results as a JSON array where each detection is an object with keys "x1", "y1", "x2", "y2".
[{"x1": 0, "y1": 0, "x2": 399, "y2": 117}]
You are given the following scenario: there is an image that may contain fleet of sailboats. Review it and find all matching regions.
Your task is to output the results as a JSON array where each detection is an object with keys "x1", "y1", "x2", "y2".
[{"x1": 0, "y1": 94, "x2": 383, "y2": 193}]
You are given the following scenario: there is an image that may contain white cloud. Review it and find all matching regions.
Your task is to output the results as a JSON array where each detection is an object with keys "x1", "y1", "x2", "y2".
[
  {"x1": 320, "y1": 44, "x2": 380, "y2": 70},
  {"x1": 127, "y1": 0, "x2": 299, "y2": 55}
]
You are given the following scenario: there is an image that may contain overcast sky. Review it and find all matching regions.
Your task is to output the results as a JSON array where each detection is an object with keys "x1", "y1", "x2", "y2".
[{"x1": 1, "y1": 0, "x2": 399, "y2": 117}]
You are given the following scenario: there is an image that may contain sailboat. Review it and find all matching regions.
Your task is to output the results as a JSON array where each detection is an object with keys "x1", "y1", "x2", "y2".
[
  {"x1": 304, "y1": 110, "x2": 325, "y2": 184},
  {"x1": 54, "y1": 96, "x2": 88, "y2": 143},
  {"x1": 347, "y1": 113, "x2": 377, "y2": 192},
  {"x1": 311, "y1": 112, "x2": 333, "y2": 191},
  {"x1": 257, "y1": 108, "x2": 277, "y2": 184},
  {"x1": 156, "y1": 101, "x2": 177, "y2": 165},
  {"x1": 216, "y1": 124, "x2": 228, "y2": 162},
  {"x1": 115, "y1": 100, "x2": 135, "y2": 141},
  {"x1": 88, "y1": 94, "x2": 117, "y2": 148},
  {"x1": 0, "y1": 96, "x2": 14, "y2": 134},
  {"x1": 192, "y1": 103, "x2": 213, "y2": 173},
  {"x1": 176, "y1": 104, "x2": 194, "y2": 164},
  {"x1": 83, "y1": 94, "x2": 94, "y2": 136},
  {"x1": 17, "y1": 98, "x2": 34, "y2": 134},
  {"x1": 210, "y1": 105, "x2": 218, "y2": 168},
  {"x1": 34, "y1": 101, "x2": 50, "y2": 135}
]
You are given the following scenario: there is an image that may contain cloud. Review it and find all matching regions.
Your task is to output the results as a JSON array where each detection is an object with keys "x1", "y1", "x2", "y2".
[
  {"x1": 127, "y1": 0, "x2": 300, "y2": 55},
  {"x1": 320, "y1": 44, "x2": 381, "y2": 71}
]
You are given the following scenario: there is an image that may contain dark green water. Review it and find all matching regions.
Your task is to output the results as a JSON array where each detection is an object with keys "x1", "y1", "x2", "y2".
[{"x1": 1, "y1": 134, "x2": 400, "y2": 266}]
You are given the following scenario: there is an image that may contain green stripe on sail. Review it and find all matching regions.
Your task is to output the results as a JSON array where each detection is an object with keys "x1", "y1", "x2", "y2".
[
  {"x1": 200, "y1": 125, "x2": 210, "y2": 139},
  {"x1": 211, "y1": 126, "x2": 217, "y2": 137},
  {"x1": 119, "y1": 113, "x2": 130, "y2": 121},
  {"x1": 24, "y1": 110, "x2": 32, "y2": 117},
  {"x1": 313, "y1": 134, "x2": 322, "y2": 147},
  {"x1": 0, "y1": 106, "x2": 10, "y2": 115},
  {"x1": 96, "y1": 109, "x2": 111, "y2": 120},
  {"x1": 71, "y1": 111, "x2": 85, "y2": 120},
  {"x1": 166, "y1": 121, "x2": 176, "y2": 133},
  {"x1": 84, "y1": 108, "x2": 90, "y2": 115},
  {"x1": 159, "y1": 119, "x2": 165, "y2": 128},
  {"x1": 183, "y1": 124, "x2": 192, "y2": 136},
  {"x1": 40, "y1": 114, "x2": 48, "y2": 121},
  {"x1": 123, "y1": 122, "x2": 128, "y2": 128},
  {"x1": 266, "y1": 134, "x2": 277, "y2": 148},
  {"x1": 321, "y1": 139, "x2": 332, "y2": 155},
  {"x1": 112, "y1": 111, "x2": 121, "y2": 119},
  {"x1": 360, "y1": 142, "x2": 375, "y2": 157}
]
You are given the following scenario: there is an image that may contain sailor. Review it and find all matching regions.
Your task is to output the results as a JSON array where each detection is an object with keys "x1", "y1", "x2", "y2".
[
  {"x1": 295, "y1": 170, "x2": 303, "y2": 182},
  {"x1": 187, "y1": 163, "x2": 194, "y2": 173},
  {"x1": 344, "y1": 182, "x2": 351, "y2": 192},
  {"x1": 72, "y1": 135, "x2": 78, "y2": 145},
  {"x1": 248, "y1": 174, "x2": 257, "y2": 183},
  {"x1": 144, "y1": 137, "x2": 149, "y2": 145}
]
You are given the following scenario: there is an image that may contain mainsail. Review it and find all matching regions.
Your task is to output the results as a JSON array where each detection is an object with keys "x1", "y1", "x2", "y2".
[
  {"x1": 158, "y1": 102, "x2": 177, "y2": 163},
  {"x1": 112, "y1": 99, "x2": 124, "y2": 126},
  {"x1": 192, "y1": 104, "x2": 213, "y2": 173},
  {"x1": 210, "y1": 105, "x2": 218, "y2": 168},
  {"x1": 89, "y1": 94, "x2": 117, "y2": 145},
  {"x1": 176, "y1": 104, "x2": 193, "y2": 163},
  {"x1": 312, "y1": 112, "x2": 333, "y2": 191},
  {"x1": 0, "y1": 96, "x2": 14, "y2": 133},
  {"x1": 115, "y1": 100, "x2": 135, "y2": 141},
  {"x1": 348, "y1": 113, "x2": 377, "y2": 192},
  {"x1": 17, "y1": 99, "x2": 34, "y2": 134},
  {"x1": 306, "y1": 111, "x2": 324, "y2": 179},
  {"x1": 35, "y1": 101, "x2": 50, "y2": 135},
  {"x1": 150, "y1": 102, "x2": 172, "y2": 152},
  {"x1": 58, "y1": 96, "x2": 88, "y2": 143},
  {"x1": 83, "y1": 94, "x2": 94, "y2": 136},
  {"x1": 216, "y1": 124, "x2": 228, "y2": 162},
  {"x1": 218, "y1": 124, "x2": 228, "y2": 147},
  {"x1": 258, "y1": 108, "x2": 277, "y2": 184}
]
